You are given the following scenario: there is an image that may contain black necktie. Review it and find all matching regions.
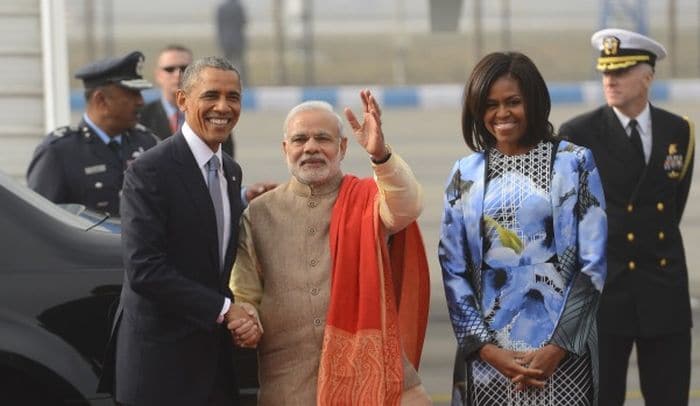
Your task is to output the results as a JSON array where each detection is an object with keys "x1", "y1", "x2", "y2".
[
  {"x1": 628, "y1": 119, "x2": 645, "y2": 165},
  {"x1": 107, "y1": 139, "x2": 122, "y2": 161}
]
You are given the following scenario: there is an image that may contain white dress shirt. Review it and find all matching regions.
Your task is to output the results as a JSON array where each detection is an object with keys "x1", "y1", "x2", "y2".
[
  {"x1": 613, "y1": 103, "x2": 652, "y2": 164},
  {"x1": 181, "y1": 122, "x2": 232, "y2": 319}
]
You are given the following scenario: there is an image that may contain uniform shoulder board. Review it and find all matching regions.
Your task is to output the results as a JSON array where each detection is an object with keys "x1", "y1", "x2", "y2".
[
  {"x1": 131, "y1": 123, "x2": 160, "y2": 143},
  {"x1": 47, "y1": 125, "x2": 80, "y2": 144},
  {"x1": 133, "y1": 123, "x2": 149, "y2": 132},
  {"x1": 51, "y1": 125, "x2": 76, "y2": 138}
]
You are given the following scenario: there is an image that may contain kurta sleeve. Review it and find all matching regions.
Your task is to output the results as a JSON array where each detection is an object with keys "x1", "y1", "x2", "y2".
[
  {"x1": 230, "y1": 208, "x2": 264, "y2": 311},
  {"x1": 550, "y1": 148, "x2": 607, "y2": 356},
  {"x1": 373, "y1": 152, "x2": 423, "y2": 234},
  {"x1": 439, "y1": 160, "x2": 493, "y2": 358}
]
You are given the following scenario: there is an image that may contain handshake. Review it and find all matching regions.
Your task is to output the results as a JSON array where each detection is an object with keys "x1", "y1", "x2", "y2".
[{"x1": 225, "y1": 302, "x2": 263, "y2": 349}]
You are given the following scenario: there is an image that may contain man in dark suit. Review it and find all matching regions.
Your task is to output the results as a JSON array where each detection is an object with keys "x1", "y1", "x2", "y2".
[
  {"x1": 559, "y1": 28, "x2": 694, "y2": 406},
  {"x1": 27, "y1": 51, "x2": 158, "y2": 217},
  {"x1": 99, "y1": 56, "x2": 262, "y2": 405},
  {"x1": 139, "y1": 45, "x2": 190, "y2": 141},
  {"x1": 140, "y1": 44, "x2": 235, "y2": 156}
]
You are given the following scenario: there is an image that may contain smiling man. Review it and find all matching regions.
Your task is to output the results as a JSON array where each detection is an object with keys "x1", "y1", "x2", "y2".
[
  {"x1": 560, "y1": 29, "x2": 695, "y2": 406},
  {"x1": 98, "y1": 56, "x2": 260, "y2": 406},
  {"x1": 230, "y1": 94, "x2": 432, "y2": 405}
]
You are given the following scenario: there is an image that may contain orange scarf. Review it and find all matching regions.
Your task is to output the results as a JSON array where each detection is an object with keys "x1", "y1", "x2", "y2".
[{"x1": 317, "y1": 175, "x2": 430, "y2": 405}]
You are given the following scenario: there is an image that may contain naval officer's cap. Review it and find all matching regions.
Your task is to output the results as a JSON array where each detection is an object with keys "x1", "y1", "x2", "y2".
[
  {"x1": 591, "y1": 28, "x2": 667, "y2": 72},
  {"x1": 74, "y1": 51, "x2": 152, "y2": 90}
]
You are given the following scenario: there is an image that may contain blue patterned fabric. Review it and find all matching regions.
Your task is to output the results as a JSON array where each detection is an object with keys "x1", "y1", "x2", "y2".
[{"x1": 439, "y1": 140, "x2": 607, "y2": 405}]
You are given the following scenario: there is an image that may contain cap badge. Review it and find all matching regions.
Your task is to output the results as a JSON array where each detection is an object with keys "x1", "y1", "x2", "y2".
[
  {"x1": 603, "y1": 36, "x2": 620, "y2": 56},
  {"x1": 136, "y1": 56, "x2": 145, "y2": 76}
]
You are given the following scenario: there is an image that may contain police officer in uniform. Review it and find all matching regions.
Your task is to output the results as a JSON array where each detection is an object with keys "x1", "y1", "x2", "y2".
[
  {"x1": 559, "y1": 29, "x2": 695, "y2": 406},
  {"x1": 27, "y1": 51, "x2": 158, "y2": 217}
]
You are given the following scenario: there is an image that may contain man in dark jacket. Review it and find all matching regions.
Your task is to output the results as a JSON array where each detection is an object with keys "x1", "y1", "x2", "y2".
[
  {"x1": 559, "y1": 28, "x2": 694, "y2": 406},
  {"x1": 99, "y1": 56, "x2": 261, "y2": 405},
  {"x1": 27, "y1": 51, "x2": 158, "y2": 217}
]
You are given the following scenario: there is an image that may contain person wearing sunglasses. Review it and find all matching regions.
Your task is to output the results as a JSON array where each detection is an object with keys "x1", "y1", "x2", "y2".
[{"x1": 140, "y1": 45, "x2": 190, "y2": 140}]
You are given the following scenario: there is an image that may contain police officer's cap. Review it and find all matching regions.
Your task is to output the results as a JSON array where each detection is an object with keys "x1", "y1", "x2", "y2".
[
  {"x1": 591, "y1": 28, "x2": 667, "y2": 72},
  {"x1": 74, "y1": 51, "x2": 152, "y2": 90}
]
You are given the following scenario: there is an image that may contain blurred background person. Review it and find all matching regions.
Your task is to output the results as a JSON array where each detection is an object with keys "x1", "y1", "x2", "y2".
[
  {"x1": 26, "y1": 51, "x2": 158, "y2": 217},
  {"x1": 216, "y1": 0, "x2": 248, "y2": 83},
  {"x1": 140, "y1": 45, "x2": 191, "y2": 141},
  {"x1": 559, "y1": 28, "x2": 695, "y2": 406},
  {"x1": 440, "y1": 52, "x2": 607, "y2": 405}
]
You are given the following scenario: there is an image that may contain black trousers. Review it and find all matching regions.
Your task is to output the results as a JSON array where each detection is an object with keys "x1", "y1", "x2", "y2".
[
  {"x1": 118, "y1": 328, "x2": 238, "y2": 406},
  {"x1": 598, "y1": 330, "x2": 691, "y2": 406}
]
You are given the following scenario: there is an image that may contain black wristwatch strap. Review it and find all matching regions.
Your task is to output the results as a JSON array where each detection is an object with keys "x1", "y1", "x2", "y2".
[{"x1": 370, "y1": 144, "x2": 392, "y2": 164}]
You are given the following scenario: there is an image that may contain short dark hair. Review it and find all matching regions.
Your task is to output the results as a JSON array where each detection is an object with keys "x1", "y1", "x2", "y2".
[
  {"x1": 159, "y1": 44, "x2": 193, "y2": 56},
  {"x1": 461, "y1": 51, "x2": 555, "y2": 152},
  {"x1": 181, "y1": 56, "x2": 240, "y2": 93}
]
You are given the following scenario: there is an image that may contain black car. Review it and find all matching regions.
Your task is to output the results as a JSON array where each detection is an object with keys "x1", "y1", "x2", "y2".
[{"x1": 0, "y1": 171, "x2": 257, "y2": 405}]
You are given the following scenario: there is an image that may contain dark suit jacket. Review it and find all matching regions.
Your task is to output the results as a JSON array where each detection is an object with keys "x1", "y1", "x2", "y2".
[
  {"x1": 140, "y1": 99, "x2": 236, "y2": 157},
  {"x1": 27, "y1": 119, "x2": 158, "y2": 216},
  {"x1": 98, "y1": 132, "x2": 244, "y2": 405},
  {"x1": 560, "y1": 105, "x2": 694, "y2": 337},
  {"x1": 139, "y1": 99, "x2": 172, "y2": 141}
]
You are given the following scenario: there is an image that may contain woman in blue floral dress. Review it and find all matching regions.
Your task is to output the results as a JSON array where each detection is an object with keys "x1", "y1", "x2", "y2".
[{"x1": 439, "y1": 52, "x2": 607, "y2": 406}]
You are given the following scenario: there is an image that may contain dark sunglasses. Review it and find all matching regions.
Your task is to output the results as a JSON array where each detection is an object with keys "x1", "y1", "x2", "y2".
[{"x1": 161, "y1": 65, "x2": 188, "y2": 73}]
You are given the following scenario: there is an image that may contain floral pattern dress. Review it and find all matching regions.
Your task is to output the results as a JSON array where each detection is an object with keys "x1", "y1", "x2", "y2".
[{"x1": 439, "y1": 140, "x2": 607, "y2": 406}]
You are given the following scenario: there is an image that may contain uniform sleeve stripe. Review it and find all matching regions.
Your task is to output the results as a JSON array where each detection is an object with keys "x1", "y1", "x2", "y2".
[{"x1": 681, "y1": 117, "x2": 695, "y2": 181}]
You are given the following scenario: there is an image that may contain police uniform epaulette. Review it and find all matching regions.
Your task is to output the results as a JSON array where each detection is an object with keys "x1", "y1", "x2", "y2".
[
  {"x1": 133, "y1": 123, "x2": 149, "y2": 132},
  {"x1": 129, "y1": 123, "x2": 160, "y2": 143},
  {"x1": 51, "y1": 125, "x2": 77, "y2": 138},
  {"x1": 47, "y1": 125, "x2": 81, "y2": 144}
]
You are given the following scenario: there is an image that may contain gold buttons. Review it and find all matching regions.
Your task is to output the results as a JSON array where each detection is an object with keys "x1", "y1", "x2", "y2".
[
  {"x1": 313, "y1": 318, "x2": 322, "y2": 326},
  {"x1": 628, "y1": 261, "x2": 636, "y2": 271},
  {"x1": 626, "y1": 232, "x2": 635, "y2": 242},
  {"x1": 307, "y1": 226, "x2": 316, "y2": 235},
  {"x1": 627, "y1": 204, "x2": 634, "y2": 213},
  {"x1": 310, "y1": 287, "x2": 319, "y2": 296},
  {"x1": 307, "y1": 200, "x2": 318, "y2": 208},
  {"x1": 660, "y1": 258, "x2": 668, "y2": 267},
  {"x1": 657, "y1": 202, "x2": 665, "y2": 212},
  {"x1": 309, "y1": 258, "x2": 319, "y2": 267},
  {"x1": 658, "y1": 231, "x2": 665, "y2": 240}
]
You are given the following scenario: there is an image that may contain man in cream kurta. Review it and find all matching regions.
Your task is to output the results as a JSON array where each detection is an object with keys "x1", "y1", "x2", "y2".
[{"x1": 230, "y1": 93, "x2": 431, "y2": 405}]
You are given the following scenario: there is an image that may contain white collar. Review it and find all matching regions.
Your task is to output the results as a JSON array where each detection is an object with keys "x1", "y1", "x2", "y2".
[
  {"x1": 181, "y1": 122, "x2": 222, "y2": 169},
  {"x1": 612, "y1": 103, "x2": 651, "y2": 136}
]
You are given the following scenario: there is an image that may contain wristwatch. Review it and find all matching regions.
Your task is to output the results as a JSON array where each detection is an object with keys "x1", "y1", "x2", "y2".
[{"x1": 370, "y1": 144, "x2": 392, "y2": 164}]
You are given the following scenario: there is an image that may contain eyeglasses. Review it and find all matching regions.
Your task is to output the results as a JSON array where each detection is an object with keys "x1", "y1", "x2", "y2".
[{"x1": 161, "y1": 65, "x2": 188, "y2": 73}]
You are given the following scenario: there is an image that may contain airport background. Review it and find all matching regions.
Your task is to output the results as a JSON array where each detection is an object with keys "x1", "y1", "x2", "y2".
[
  {"x1": 64, "y1": 0, "x2": 700, "y2": 87},
  {"x1": 2, "y1": 0, "x2": 700, "y2": 404}
]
